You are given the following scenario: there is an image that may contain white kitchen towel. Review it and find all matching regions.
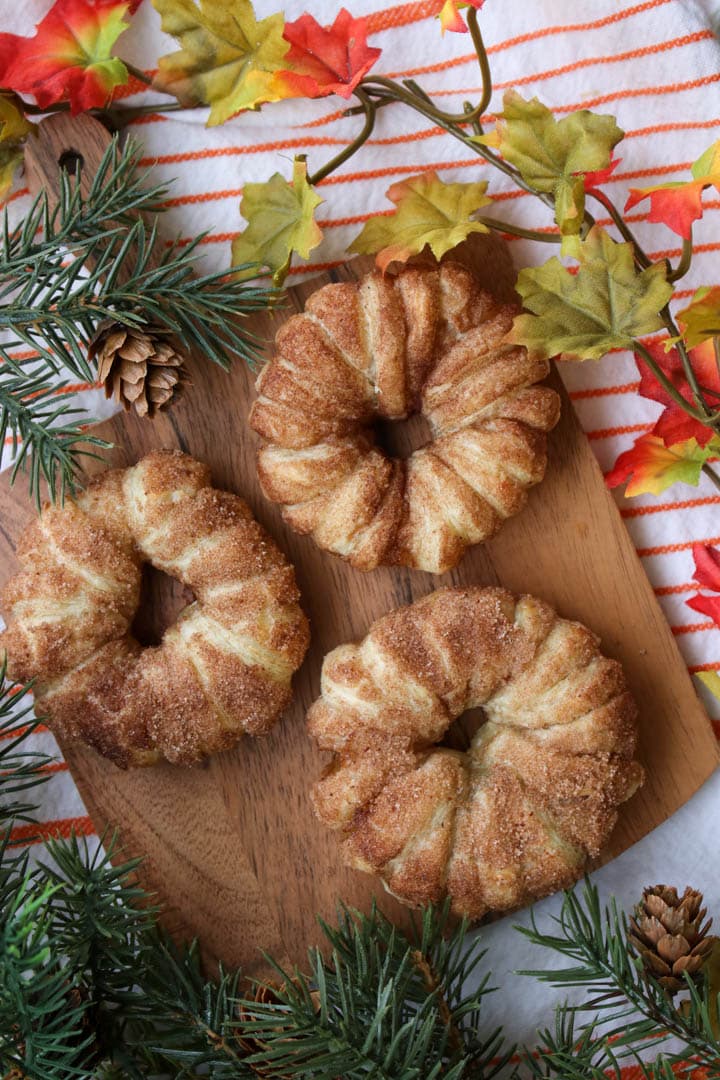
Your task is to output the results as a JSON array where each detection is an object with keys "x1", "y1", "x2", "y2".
[{"x1": 2, "y1": 0, "x2": 720, "y2": 1050}]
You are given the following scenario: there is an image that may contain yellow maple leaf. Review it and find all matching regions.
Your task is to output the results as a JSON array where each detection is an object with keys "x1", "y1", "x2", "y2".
[
  {"x1": 676, "y1": 287, "x2": 720, "y2": 349},
  {"x1": 348, "y1": 170, "x2": 492, "y2": 272},
  {"x1": 697, "y1": 670, "x2": 720, "y2": 704},
  {"x1": 152, "y1": 0, "x2": 290, "y2": 126},
  {"x1": 0, "y1": 95, "x2": 33, "y2": 203},
  {"x1": 231, "y1": 157, "x2": 323, "y2": 286}
]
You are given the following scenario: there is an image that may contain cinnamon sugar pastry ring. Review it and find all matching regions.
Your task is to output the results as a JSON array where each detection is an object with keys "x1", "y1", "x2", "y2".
[
  {"x1": 0, "y1": 450, "x2": 309, "y2": 768},
  {"x1": 250, "y1": 262, "x2": 560, "y2": 574},
  {"x1": 308, "y1": 586, "x2": 643, "y2": 919}
]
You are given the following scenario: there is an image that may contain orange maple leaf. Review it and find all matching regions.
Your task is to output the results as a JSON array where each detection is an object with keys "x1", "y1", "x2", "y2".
[
  {"x1": 625, "y1": 139, "x2": 720, "y2": 238},
  {"x1": 275, "y1": 8, "x2": 380, "y2": 100},
  {"x1": 437, "y1": 0, "x2": 485, "y2": 35},
  {"x1": 605, "y1": 433, "x2": 716, "y2": 497},
  {"x1": 0, "y1": 0, "x2": 134, "y2": 115}
]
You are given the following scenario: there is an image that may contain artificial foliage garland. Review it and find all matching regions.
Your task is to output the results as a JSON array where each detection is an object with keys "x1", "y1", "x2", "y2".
[
  {"x1": 1, "y1": 1, "x2": 719, "y2": 505},
  {"x1": 2, "y1": 669, "x2": 720, "y2": 1079}
]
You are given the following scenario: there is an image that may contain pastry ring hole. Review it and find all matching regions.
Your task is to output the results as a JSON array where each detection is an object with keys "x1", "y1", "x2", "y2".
[
  {"x1": 131, "y1": 563, "x2": 195, "y2": 647},
  {"x1": 373, "y1": 411, "x2": 433, "y2": 460},
  {"x1": 440, "y1": 705, "x2": 488, "y2": 754}
]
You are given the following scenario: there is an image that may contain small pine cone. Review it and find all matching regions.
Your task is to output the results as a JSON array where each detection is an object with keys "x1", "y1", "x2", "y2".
[
  {"x1": 89, "y1": 321, "x2": 186, "y2": 419},
  {"x1": 629, "y1": 885, "x2": 716, "y2": 994}
]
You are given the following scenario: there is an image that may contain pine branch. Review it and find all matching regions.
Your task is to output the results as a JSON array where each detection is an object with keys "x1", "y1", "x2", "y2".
[
  {"x1": 0, "y1": 372, "x2": 110, "y2": 507},
  {"x1": 0, "y1": 660, "x2": 53, "y2": 841},
  {"x1": 234, "y1": 903, "x2": 507, "y2": 1080},
  {"x1": 0, "y1": 136, "x2": 277, "y2": 378},
  {"x1": 0, "y1": 136, "x2": 277, "y2": 506},
  {"x1": 516, "y1": 878, "x2": 720, "y2": 1076}
]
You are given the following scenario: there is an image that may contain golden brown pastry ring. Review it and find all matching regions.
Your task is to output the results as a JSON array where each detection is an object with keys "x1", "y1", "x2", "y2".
[
  {"x1": 250, "y1": 261, "x2": 560, "y2": 574},
  {"x1": 0, "y1": 450, "x2": 309, "y2": 768},
  {"x1": 308, "y1": 586, "x2": 643, "y2": 919}
]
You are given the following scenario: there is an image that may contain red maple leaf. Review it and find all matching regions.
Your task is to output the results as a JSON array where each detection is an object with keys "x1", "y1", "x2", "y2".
[
  {"x1": 276, "y1": 8, "x2": 381, "y2": 100},
  {"x1": 581, "y1": 155, "x2": 621, "y2": 193},
  {"x1": 1, "y1": 0, "x2": 133, "y2": 115},
  {"x1": 687, "y1": 542, "x2": 720, "y2": 626},
  {"x1": 635, "y1": 337, "x2": 720, "y2": 448}
]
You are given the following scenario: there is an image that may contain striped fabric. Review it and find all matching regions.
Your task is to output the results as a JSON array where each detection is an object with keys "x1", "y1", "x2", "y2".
[{"x1": 3, "y1": 1, "x2": 720, "y2": 1053}]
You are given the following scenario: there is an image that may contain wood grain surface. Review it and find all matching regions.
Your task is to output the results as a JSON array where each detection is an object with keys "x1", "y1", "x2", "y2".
[{"x1": 1, "y1": 114, "x2": 717, "y2": 974}]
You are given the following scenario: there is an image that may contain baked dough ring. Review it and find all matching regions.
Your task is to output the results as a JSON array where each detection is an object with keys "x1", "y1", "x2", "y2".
[
  {"x1": 0, "y1": 450, "x2": 310, "y2": 768},
  {"x1": 308, "y1": 586, "x2": 643, "y2": 918},
  {"x1": 250, "y1": 262, "x2": 560, "y2": 574}
]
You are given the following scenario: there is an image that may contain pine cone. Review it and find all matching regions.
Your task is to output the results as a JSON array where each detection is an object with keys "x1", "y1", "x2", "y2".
[
  {"x1": 89, "y1": 321, "x2": 186, "y2": 419},
  {"x1": 629, "y1": 885, "x2": 716, "y2": 993}
]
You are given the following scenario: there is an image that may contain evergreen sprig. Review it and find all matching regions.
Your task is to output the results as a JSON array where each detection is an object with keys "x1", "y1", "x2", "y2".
[
  {"x1": 0, "y1": 136, "x2": 276, "y2": 506},
  {"x1": 516, "y1": 878, "x2": 720, "y2": 1078},
  {"x1": 2, "y1": 676, "x2": 720, "y2": 1078}
]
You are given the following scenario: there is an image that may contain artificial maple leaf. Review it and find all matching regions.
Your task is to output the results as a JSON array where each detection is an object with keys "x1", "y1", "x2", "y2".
[
  {"x1": 605, "y1": 434, "x2": 716, "y2": 497},
  {"x1": 510, "y1": 226, "x2": 672, "y2": 361},
  {"x1": 0, "y1": 95, "x2": 33, "y2": 202},
  {"x1": 581, "y1": 155, "x2": 621, "y2": 193},
  {"x1": 676, "y1": 287, "x2": 720, "y2": 349},
  {"x1": 437, "y1": 0, "x2": 484, "y2": 34},
  {"x1": 687, "y1": 592, "x2": 720, "y2": 626},
  {"x1": 153, "y1": 0, "x2": 290, "y2": 126},
  {"x1": 635, "y1": 338, "x2": 719, "y2": 448},
  {"x1": 691, "y1": 540, "x2": 720, "y2": 592},
  {"x1": 349, "y1": 170, "x2": 492, "y2": 273},
  {"x1": 1, "y1": 0, "x2": 132, "y2": 115},
  {"x1": 275, "y1": 9, "x2": 380, "y2": 100},
  {"x1": 625, "y1": 139, "x2": 720, "y2": 239},
  {"x1": 697, "y1": 670, "x2": 720, "y2": 703},
  {"x1": 479, "y1": 92, "x2": 623, "y2": 237},
  {"x1": 231, "y1": 157, "x2": 323, "y2": 286}
]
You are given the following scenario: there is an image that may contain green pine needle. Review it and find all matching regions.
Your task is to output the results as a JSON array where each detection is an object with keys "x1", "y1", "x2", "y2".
[{"x1": 0, "y1": 135, "x2": 277, "y2": 507}]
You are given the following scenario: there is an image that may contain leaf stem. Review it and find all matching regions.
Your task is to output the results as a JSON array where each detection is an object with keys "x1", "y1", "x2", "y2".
[
  {"x1": 587, "y1": 188, "x2": 652, "y2": 269},
  {"x1": 307, "y1": 88, "x2": 376, "y2": 186},
  {"x1": 634, "y1": 340, "x2": 711, "y2": 424},
  {"x1": 104, "y1": 101, "x2": 189, "y2": 123},
  {"x1": 123, "y1": 62, "x2": 155, "y2": 88},
  {"x1": 467, "y1": 7, "x2": 493, "y2": 116},
  {"x1": 478, "y1": 216, "x2": 563, "y2": 243},
  {"x1": 668, "y1": 234, "x2": 693, "y2": 282},
  {"x1": 703, "y1": 462, "x2": 720, "y2": 492}
]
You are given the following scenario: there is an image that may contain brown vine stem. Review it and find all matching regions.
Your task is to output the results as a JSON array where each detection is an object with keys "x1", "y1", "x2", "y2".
[
  {"x1": 668, "y1": 235, "x2": 693, "y2": 283},
  {"x1": 587, "y1": 187, "x2": 652, "y2": 269},
  {"x1": 307, "y1": 88, "x2": 376, "y2": 186},
  {"x1": 478, "y1": 217, "x2": 563, "y2": 243},
  {"x1": 703, "y1": 463, "x2": 720, "y2": 492},
  {"x1": 659, "y1": 305, "x2": 716, "y2": 424},
  {"x1": 634, "y1": 340, "x2": 711, "y2": 424}
]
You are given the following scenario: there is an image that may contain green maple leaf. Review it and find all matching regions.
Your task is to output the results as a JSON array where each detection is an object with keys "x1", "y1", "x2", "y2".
[
  {"x1": 510, "y1": 226, "x2": 673, "y2": 361},
  {"x1": 348, "y1": 171, "x2": 492, "y2": 272},
  {"x1": 153, "y1": 0, "x2": 290, "y2": 126},
  {"x1": 478, "y1": 91, "x2": 623, "y2": 238},
  {"x1": 231, "y1": 157, "x2": 323, "y2": 286}
]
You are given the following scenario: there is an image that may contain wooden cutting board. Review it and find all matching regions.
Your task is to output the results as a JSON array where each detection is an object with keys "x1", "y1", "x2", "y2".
[{"x1": 0, "y1": 114, "x2": 717, "y2": 974}]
